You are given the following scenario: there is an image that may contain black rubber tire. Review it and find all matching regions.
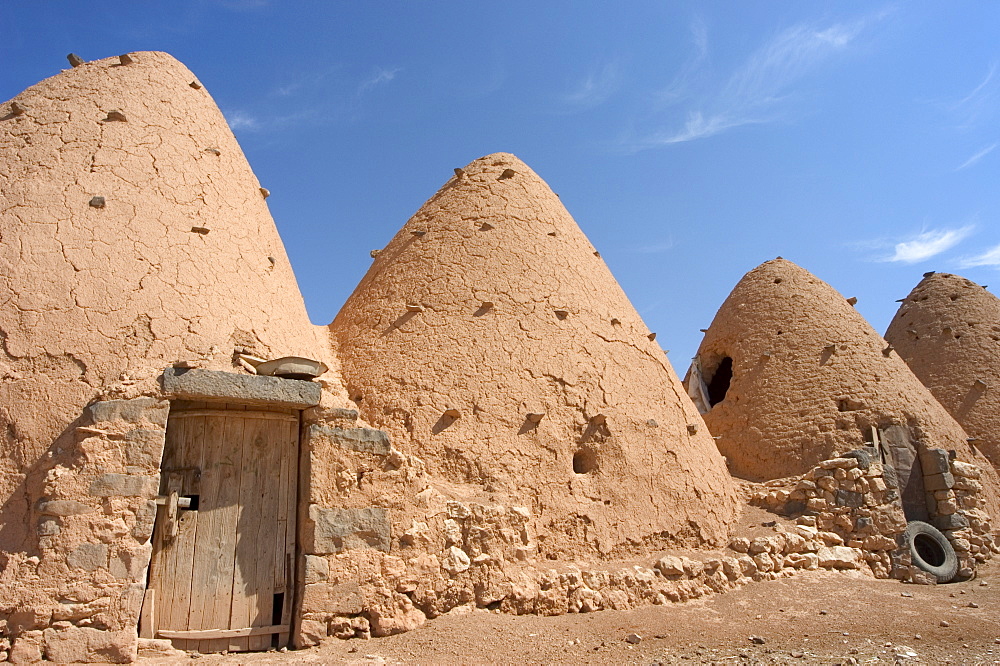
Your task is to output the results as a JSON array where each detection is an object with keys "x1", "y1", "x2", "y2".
[
  {"x1": 842, "y1": 448, "x2": 872, "y2": 470},
  {"x1": 904, "y1": 520, "x2": 958, "y2": 583}
]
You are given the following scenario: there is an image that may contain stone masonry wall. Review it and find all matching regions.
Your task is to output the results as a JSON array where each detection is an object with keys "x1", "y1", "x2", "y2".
[
  {"x1": 293, "y1": 416, "x2": 997, "y2": 649},
  {"x1": 0, "y1": 397, "x2": 168, "y2": 663},
  {"x1": 751, "y1": 450, "x2": 995, "y2": 582}
]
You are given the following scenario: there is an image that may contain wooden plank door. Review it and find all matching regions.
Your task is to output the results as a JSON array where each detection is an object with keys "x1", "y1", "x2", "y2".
[{"x1": 146, "y1": 402, "x2": 299, "y2": 653}]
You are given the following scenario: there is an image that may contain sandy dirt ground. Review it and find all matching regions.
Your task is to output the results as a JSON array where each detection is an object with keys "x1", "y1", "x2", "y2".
[{"x1": 141, "y1": 559, "x2": 1000, "y2": 665}]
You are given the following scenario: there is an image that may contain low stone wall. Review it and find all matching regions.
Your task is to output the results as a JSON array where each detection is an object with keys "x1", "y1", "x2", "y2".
[
  {"x1": 0, "y1": 397, "x2": 168, "y2": 664},
  {"x1": 751, "y1": 449, "x2": 995, "y2": 581},
  {"x1": 295, "y1": 421, "x2": 1000, "y2": 648}
]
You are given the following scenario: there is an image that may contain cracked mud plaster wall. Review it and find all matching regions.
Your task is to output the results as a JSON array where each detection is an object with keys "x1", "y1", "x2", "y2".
[
  {"x1": 885, "y1": 273, "x2": 1000, "y2": 473},
  {"x1": 330, "y1": 153, "x2": 738, "y2": 558},
  {"x1": 0, "y1": 52, "x2": 345, "y2": 627},
  {"x1": 691, "y1": 259, "x2": 1000, "y2": 520}
]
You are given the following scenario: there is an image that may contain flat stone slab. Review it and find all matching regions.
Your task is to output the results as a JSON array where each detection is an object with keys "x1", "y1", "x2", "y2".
[
  {"x1": 309, "y1": 425, "x2": 390, "y2": 455},
  {"x1": 309, "y1": 505, "x2": 390, "y2": 554},
  {"x1": 161, "y1": 367, "x2": 321, "y2": 408}
]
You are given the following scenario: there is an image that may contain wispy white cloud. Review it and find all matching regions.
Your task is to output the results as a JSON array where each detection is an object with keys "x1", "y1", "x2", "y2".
[
  {"x1": 956, "y1": 142, "x2": 997, "y2": 171},
  {"x1": 628, "y1": 10, "x2": 886, "y2": 151},
  {"x1": 954, "y1": 64, "x2": 995, "y2": 107},
  {"x1": 657, "y1": 18, "x2": 710, "y2": 106},
  {"x1": 358, "y1": 66, "x2": 401, "y2": 95},
  {"x1": 960, "y1": 243, "x2": 1000, "y2": 268},
  {"x1": 560, "y1": 62, "x2": 619, "y2": 110},
  {"x1": 226, "y1": 111, "x2": 261, "y2": 131},
  {"x1": 945, "y1": 63, "x2": 999, "y2": 129},
  {"x1": 880, "y1": 225, "x2": 975, "y2": 264},
  {"x1": 224, "y1": 107, "x2": 322, "y2": 133}
]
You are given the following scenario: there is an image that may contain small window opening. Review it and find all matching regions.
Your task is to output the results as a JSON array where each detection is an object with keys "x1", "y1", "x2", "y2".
[
  {"x1": 573, "y1": 448, "x2": 597, "y2": 474},
  {"x1": 706, "y1": 357, "x2": 733, "y2": 406}
]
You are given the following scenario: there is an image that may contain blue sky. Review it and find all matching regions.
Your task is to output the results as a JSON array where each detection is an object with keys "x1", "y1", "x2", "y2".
[{"x1": 3, "y1": 2, "x2": 999, "y2": 365}]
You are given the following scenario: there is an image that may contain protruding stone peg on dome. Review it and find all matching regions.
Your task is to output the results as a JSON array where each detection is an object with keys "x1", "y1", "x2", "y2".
[
  {"x1": 190, "y1": 226, "x2": 209, "y2": 235},
  {"x1": 410, "y1": 230, "x2": 426, "y2": 237},
  {"x1": 89, "y1": 196, "x2": 106, "y2": 209},
  {"x1": 443, "y1": 408, "x2": 461, "y2": 419},
  {"x1": 479, "y1": 222, "x2": 494, "y2": 231},
  {"x1": 882, "y1": 345, "x2": 894, "y2": 357},
  {"x1": 453, "y1": 167, "x2": 465, "y2": 179},
  {"x1": 526, "y1": 412, "x2": 544, "y2": 423},
  {"x1": 370, "y1": 249, "x2": 381, "y2": 258},
  {"x1": 498, "y1": 168, "x2": 516, "y2": 180},
  {"x1": 119, "y1": 54, "x2": 135, "y2": 66},
  {"x1": 923, "y1": 271, "x2": 936, "y2": 278},
  {"x1": 589, "y1": 414, "x2": 607, "y2": 425},
  {"x1": 554, "y1": 310, "x2": 569, "y2": 320},
  {"x1": 610, "y1": 318, "x2": 621, "y2": 326},
  {"x1": 104, "y1": 109, "x2": 127, "y2": 122},
  {"x1": 67, "y1": 53, "x2": 85, "y2": 67},
  {"x1": 846, "y1": 296, "x2": 858, "y2": 306},
  {"x1": 406, "y1": 303, "x2": 424, "y2": 313},
  {"x1": 687, "y1": 424, "x2": 699, "y2": 435},
  {"x1": 259, "y1": 187, "x2": 270, "y2": 199},
  {"x1": 479, "y1": 301, "x2": 494, "y2": 311},
  {"x1": 189, "y1": 80, "x2": 203, "y2": 89},
  {"x1": 647, "y1": 332, "x2": 656, "y2": 341},
  {"x1": 204, "y1": 147, "x2": 221, "y2": 155},
  {"x1": 823, "y1": 343, "x2": 836, "y2": 352},
  {"x1": 9, "y1": 101, "x2": 25, "y2": 116},
  {"x1": 896, "y1": 298, "x2": 906, "y2": 303},
  {"x1": 974, "y1": 379, "x2": 988, "y2": 389}
]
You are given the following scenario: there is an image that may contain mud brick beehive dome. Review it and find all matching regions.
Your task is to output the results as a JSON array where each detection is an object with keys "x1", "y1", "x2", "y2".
[
  {"x1": 688, "y1": 258, "x2": 1000, "y2": 518},
  {"x1": 331, "y1": 153, "x2": 739, "y2": 556},
  {"x1": 885, "y1": 272, "x2": 1000, "y2": 472},
  {"x1": 0, "y1": 52, "x2": 339, "y2": 656}
]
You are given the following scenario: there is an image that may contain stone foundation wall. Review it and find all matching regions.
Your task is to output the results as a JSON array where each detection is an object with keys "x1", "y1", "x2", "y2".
[
  {"x1": 751, "y1": 449, "x2": 995, "y2": 581},
  {"x1": 295, "y1": 421, "x2": 1000, "y2": 649},
  {"x1": 0, "y1": 397, "x2": 168, "y2": 663}
]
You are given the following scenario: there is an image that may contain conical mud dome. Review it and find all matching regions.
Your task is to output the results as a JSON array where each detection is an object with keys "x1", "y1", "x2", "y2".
[
  {"x1": 689, "y1": 259, "x2": 1000, "y2": 514},
  {"x1": 332, "y1": 153, "x2": 738, "y2": 553},
  {"x1": 886, "y1": 273, "x2": 1000, "y2": 471},
  {"x1": 0, "y1": 52, "x2": 339, "y2": 545}
]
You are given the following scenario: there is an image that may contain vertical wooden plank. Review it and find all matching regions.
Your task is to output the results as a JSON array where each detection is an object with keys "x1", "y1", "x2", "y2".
[
  {"x1": 228, "y1": 414, "x2": 264, "y2": 652},
  {"x1": 156, "y1": 410, "x2": 203, "y2": 652},
  {"x1": 277, "y1": 415, "x2": 299, "y2": 648},
  {"x1": 199, "y1": 414, "x2": 244, "y2": 653},
  {"x1": 248, "y1": 416, "x2": 282, "y2": 650}
]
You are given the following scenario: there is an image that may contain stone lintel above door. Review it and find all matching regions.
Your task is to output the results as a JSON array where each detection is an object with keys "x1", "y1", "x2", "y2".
[{"x1": 160, "y1": 367, "x2": 322, "y2": 408}]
